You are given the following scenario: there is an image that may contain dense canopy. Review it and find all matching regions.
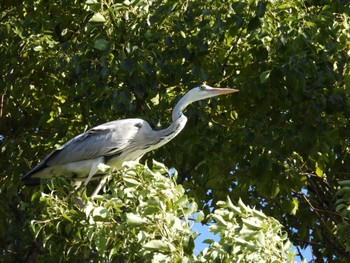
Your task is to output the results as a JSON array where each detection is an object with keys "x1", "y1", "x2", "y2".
[{"x1": 1, "y1": 0, "x2": 350, "y2": 262}]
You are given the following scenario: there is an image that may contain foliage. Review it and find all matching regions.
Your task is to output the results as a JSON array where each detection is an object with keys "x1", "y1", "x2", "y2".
[
  {"x1": 29, "y1": 161, "x2": 294, "y2": 262},
  {"x1": 30, "y1": 161, "x2": 197, "y2": 262},
  {"x1": 1, "y1": 0, "x2": 350, "y2": 261},
  {"x1": 335, "y1": 180, "x2": 350, "y2": 253},
  {"x1": 197, "y1": 196, "x2": 295, "y2": 263}
]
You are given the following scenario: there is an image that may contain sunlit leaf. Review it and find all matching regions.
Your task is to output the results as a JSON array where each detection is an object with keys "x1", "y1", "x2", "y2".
[
  {"x1": 143, "y1": 240, "x2": 176, "y2": 252},
  {"x1": 92, "y1": 207, "x2": 109, "y2": 220},
  {"x1": 126, "y1": 213, "x2": 146, "y2": 226},
  {"x1": 196, "y1": 211, "x2": 205, "y2": 222},
  {"x1": 315, "y1": 162, "x2": 323, "y2": 177},
  {"x1": 89, "y1": 13, "x2": 106, "y2": 23}
]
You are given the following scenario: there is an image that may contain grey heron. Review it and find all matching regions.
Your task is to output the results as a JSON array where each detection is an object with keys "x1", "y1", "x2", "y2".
[{"x1": 22, "y1": 84, "x2": 238, "y2": 194}]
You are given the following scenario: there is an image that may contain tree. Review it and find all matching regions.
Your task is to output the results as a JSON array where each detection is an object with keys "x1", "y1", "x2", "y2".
[
  {"x1": 28, "y1": 161, "x2": 295, "y2": 262},
  {"x1": 1, "y1": 0, "x2": 350, "y2": 261}
]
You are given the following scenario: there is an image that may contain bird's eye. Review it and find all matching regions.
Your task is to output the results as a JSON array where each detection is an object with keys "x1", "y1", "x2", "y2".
[{"x1": 200, "y1": 85, "x2": 205, "y2": 90}]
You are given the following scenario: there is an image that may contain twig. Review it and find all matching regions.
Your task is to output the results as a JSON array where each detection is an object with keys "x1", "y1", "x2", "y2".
[{"x1": 0, "y1": 88, "x2": 7, "y2": 119}]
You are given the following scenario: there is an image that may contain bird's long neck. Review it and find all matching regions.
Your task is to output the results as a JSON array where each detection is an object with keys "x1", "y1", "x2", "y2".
[
  {"x1": 152, "y1": 98, "x2": 189, "y2": 150},
  {"x1": 172, "y1": 92, "x2": 192, "y2": 121},
  {"x1": 156, "y1": 113, "x2": 187, "y2": 147},
  {"x1": 149, "y1": 93, "x2": 192, "y2": 150}
]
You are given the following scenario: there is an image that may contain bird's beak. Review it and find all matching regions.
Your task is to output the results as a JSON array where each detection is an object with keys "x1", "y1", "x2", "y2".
[
  {"x1": 211, "y1": 87, "x2": 239, "y2": 95},
  {"x1": 203, "y1": 84, "x2": 239, "y2": 95}
]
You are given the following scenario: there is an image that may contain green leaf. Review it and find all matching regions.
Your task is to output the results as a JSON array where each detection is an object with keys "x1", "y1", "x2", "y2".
[
  {"x1": 256, "y1": 231, "x2": 266, "y2": 246},
  {"x1": 126, "y1": 213, "x2": 146, "y2": 226},
  {"x1": 234, "y1": 237, "x2": 256, "y2": 250},
  {"x1": 152, "y1": 159, "x2": 168, "y2": 171},
  {"x1": 89, "y1": 13, "x2": 106, "y2": 23},
  {"x1": 338, "y1": 180, "x2": 350, "y2": 187},
  {"x1": 62, "y1": 213, "x2": 73, "y2": 223},
  {"x1": 202, "y1": 238, "x2": 214, "y2": 244},
  {"x1": 65, "y1": 223, "x2": 72, "y2": 234},
  {"x1": 85, "y1": 202, "x2": 94, "y2": 218},
  {"x1": 31, "y1": 191, "x2": 41, "y2": 202},
  {"x1": 143, "y1": 240, "x2": 176, "y2": 252},
  {"x1": 92, "y1": 207, "x2": 109, "y2": 220},
  {"x1": 315, "y1": 162, "x2": 323, "y2": 177},
  {"x1": 252, "y1": 209, "x2": 267, "y2": 219},
  {"x1": 196, "y1": 211, "x2": 205, "y2": 222},
  {"x1": 86, "y1": 0, "x2": 98, "y2": 4},
  {"x1": 336, "y1": 203, "x2": 347, "y2": 213},
  {"x1": 33, "y1": 46, "x2": 43, "y2": 52},
  {"x1": 175, "y1": 195, "x2": 188, "y2": 209},
  {"x1": 124, "y1": 177, "x2": 141, "y2": 186},
  {"x1": 242, "y1": 218, "x2": 262, "y2": 230},
  {"x1": 137, "y1": 231, "x2": 148, "y2": 243},
  {"x1": 289, "y1": 198, "x2": 299, "y2": 215},
  {"x1": 212, "y1": 214, "x2": 227, "y2": 226},
  {"x1": 336, "y1": 186, "x2": 350, "y2": 197},
  {"x1": 277, "y1": 3, "x2": 292, "y2": 9},
  {"x1": 260, "y1": 70, "x2": 271, "y2": 83},
  {"x1": 185, "y1": 202, "x2": 198, "y2": 216},
  {"x1": 96, "y1": 234, "x2": 107, "y2": 252},
  {"x1": 94, "y1": 39, "x2": 109, "y2": 50},
  {"x1": 238, "y1": 198, "x2": 251, "y2": 213},
  {"x1": 216, "y1": 201, "x2": 227, "y2": 207}
]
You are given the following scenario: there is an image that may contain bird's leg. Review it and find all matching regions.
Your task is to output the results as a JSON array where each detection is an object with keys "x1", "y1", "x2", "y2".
[
  {"x1": 83, "y1": 169, "x2": 96, "y2": 187},
  {"x1": 91, "y1": 175, "x2": 108, "y2": 197},
  {"x1": 75, "y1": 160, "x2": 103, "y2": 207},
  {"x1": 83, "y1": 157, "x2": 105, "y2": 187},
  {"x1": 76, "y1": 158, "x2": 105, "y2": 205},
  {"x1": 91, "y1": 163, "x2": 114, "y2": 197}
]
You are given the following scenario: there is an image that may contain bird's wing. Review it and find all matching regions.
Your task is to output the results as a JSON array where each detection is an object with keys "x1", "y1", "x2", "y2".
[
  {"x1": 47, "y1": 119, "x2": 144, "y2": 166},
  {"x1": 23, "y1": 119, "x2": 145, "y2": 180}
]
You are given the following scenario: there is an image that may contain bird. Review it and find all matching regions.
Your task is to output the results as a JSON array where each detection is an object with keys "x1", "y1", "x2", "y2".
[{"x1": 22, "y1": 84, "x2": 238, "y2": 195}]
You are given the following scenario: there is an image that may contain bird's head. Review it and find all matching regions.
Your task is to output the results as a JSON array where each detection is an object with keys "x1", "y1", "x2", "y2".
[
  {"x1": 172, "y1": 84, "x2": 238, "y2": 120},
  {"x1": 186, "y1": 84, "x2": 238, "y2": 103}
]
